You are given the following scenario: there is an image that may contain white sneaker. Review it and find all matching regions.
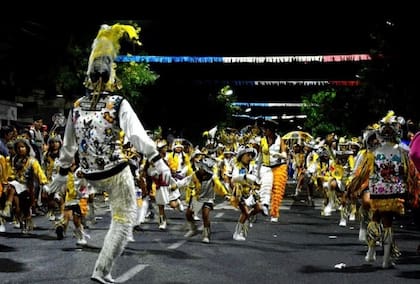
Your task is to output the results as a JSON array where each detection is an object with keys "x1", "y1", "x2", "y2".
[
  {"x1": 262, "y1": 205, "x2": 269, "y2": 216},
  {"x1": 202, "y1": 236, "x2": 210, "y2": 243},
  {"x1": 323, "y1": 206, "x2": 332, "y2": 216},
  {"x1": 270, "y1": 217, "x2": 278, "y2": 223},
  {"x1": 349, "y1": 213, "x2": 356, "y2": 221},
  {"x1": 104, "y1": 273, "x2": 115, "y2": 283},
  {"x1": 0, "y1": 224, "x2": 6, "y2": 232},
  {"x1": 339, "y1": 218, "x2": 347, "y2": 227},
  {"x1": 233, "y1": 232, "x2": 246, "y2": 241},
  {"x1": 193, "y1": 215, "x2": 200, "y2": 221},
  {"x1": 91, "y1": 273, "x2": 114, "y2": 284},
  {"x1": 365, "y1": 249, "x2": 376, "y2": 263},
  {"x1": 76, "y1": 237, "x2": 87, "y2": 246},
  {"x1": 13, "y1": 221, "x2": 20, "y2": 229},
  {"x1": 159, "y1": 221, "x2": 167, "y2": 230},
  {"x1": 177, "y1": 199, "x2": 184, "y2": 212}
]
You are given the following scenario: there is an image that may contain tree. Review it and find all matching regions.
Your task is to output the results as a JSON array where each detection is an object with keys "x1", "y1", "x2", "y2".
[
  {"x1": 302, "y1": 89, "x2": 340, "y2": 138},
  {"x1": 215, "y1": 85, "x2": 241, "y2": 128},
  {"x1": 116, "y1": 61, "x2": 159, "y2": 112},
  {"x1": 55, "y1": 44, "x2": 89, "y2": 98}
]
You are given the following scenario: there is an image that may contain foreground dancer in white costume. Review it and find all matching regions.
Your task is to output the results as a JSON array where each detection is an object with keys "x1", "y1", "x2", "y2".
[{"x1": 48, "y1": 24, "x2": 171, "y2": 284}]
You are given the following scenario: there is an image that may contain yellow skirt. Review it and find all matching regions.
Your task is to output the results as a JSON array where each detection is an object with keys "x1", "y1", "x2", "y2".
[{"x1": 370, "y1": 198, "x2": 405, "y2": 215}]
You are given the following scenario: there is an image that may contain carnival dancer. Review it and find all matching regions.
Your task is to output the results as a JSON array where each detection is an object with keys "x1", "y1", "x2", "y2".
[
  {"x1": 347, "y1": 127, "x2": 379, "y2": 242},
  {"x1": 260, "y1": 120, "x2": 288, "y2": 222},
  {"x1": 167, "y1": 138, "x2": 191, "y2": 181},
  {"x1": 124, "y1": 145, "x2": 144, "y2": 242},
  {"x1": 408, "y1": 125, "x2": 420, "y2": 254},
  {"x1": 218, "y1": 146, "x2": 236, "y2": 194},
  {"x1": 0, "y1": 152, "x2": 12, "y2": 232},
  {"x1": 291, "y1": 143, "x2": 305, "y2": 194},
  {"x1": 248, "y1": 136, "x2": 270, "y2": 216},
  {"x1": 408, "y1": 129, "x2": 420, "y2": 212},
  {"x1": 167, "y1": 138, "x2": 192, "y2": 215},
  {"x1": 316, "y1": 133, "x2": 341, "y2": 217},
  {"x1": 43, "y1": 134, "x2": 64, "y2": 221},
  {"x1": 9, "y1": 137, "x2": 49, "y2": 234},
  {"x1": 346, "y1": 138, "x2": 362, "y2": 222},
  {"x1": 296, "y1": 140, "x2": 319, "y2": 207},
  {"x1": 335, "y1": 137, "x2": 356, "y2": 227},
  {"x1": 347, "y1": 111, "x2": 411, "y2": 268},
  {"x1": 147, "y1": 139, "x2": 182, "y2": 230},
  {"x1": 231, "y1": 145, "x2": 262, "y2": 241},
  {"x1": 184, "y1": 155, "x2": 230, "y2": 243},
  {"x1": 409, "y1": 130, "x2": 420, "y2": 174},
  {"x1": 47, "y1": 23, "x2": 171, "y2": 284},
  {"x1": 55, "y1": 158, "x2": 90, "y2": 245}
]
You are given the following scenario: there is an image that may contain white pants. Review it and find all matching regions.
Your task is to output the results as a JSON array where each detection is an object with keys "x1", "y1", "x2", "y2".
[
  {"x1": 258, "y1": 165, "x2": 273, "y2": 206},
  {"x1": 88, "y1": 165, "x2": 136, "y2": 277}
]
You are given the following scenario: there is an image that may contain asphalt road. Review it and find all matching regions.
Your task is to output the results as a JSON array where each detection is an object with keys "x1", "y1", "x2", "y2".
[{"x1": 1, "y1": 183, "x2": 420, "y2": 284}]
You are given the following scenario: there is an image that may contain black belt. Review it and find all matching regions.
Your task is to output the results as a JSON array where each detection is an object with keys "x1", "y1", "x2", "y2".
[{"x1": 84, "y1": 162, "x2": 129, "y2": 181}]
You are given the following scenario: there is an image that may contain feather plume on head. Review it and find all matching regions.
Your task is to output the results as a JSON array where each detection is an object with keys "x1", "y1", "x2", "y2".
[
  {"x1": 381, "y1": 110, "x2": 395, "y2": 124},
  {"x1": 84, "y1": 23, "x2": 141, "y2": 92}
]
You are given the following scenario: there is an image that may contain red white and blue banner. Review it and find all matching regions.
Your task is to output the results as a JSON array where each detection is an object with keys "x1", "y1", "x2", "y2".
[{"x1": 116, "y1": 54, "x2": 371, "y2": 64}]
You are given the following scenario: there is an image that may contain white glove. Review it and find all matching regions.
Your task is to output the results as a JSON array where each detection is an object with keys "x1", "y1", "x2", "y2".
[
  {"x1": 154, "y1": 158, "x2": 171, "y2": 186},
  {"x1": 42, "y1": 184, "x2": 51, "y2": 194},
  {"x1": 48, "y1": 174, "x2": 68, "y2": 194},
  {"x1": 176, "y1": 175, "x2": 192, "y2": 189},
  {"x1": 170, "y1": 177, "x2": 178, "y2": 190},
  {"x1": 245, "y1": 174, "x2": 260, "y2": 185}
]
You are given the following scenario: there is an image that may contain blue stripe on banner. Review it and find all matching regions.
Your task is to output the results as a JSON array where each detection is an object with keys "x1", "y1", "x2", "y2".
[
  {"x1": 116, "y1": 54, "x2": 371, "y2": 64},
  {"x1": 116, "y1": 55, "x2": 224, "y2": 63}
]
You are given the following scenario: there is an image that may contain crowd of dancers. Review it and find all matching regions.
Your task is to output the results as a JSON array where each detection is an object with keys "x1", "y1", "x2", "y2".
[{"x1": 1, "y1": 109, "x2": 420, "y2": 274}]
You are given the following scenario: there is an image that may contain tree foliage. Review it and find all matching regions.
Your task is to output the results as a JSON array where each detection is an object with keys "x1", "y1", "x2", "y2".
[
  {"x1": 302, "y1": 89, "x2": 338, "y2": 138},
  {"x1": 55, "y1": 44, "x2": 89, "y2": 97},
  {"x1": 116, "y1": 61, "x2": 159, "y2": 112},
  {"x1": 215, "y1": 85, "x2": 241, "y2": 128}
]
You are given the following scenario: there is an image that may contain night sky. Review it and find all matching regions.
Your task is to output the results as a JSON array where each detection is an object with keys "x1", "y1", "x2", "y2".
[{"x1": 1, "y1": 6, "x2": 412, "y2": 141}]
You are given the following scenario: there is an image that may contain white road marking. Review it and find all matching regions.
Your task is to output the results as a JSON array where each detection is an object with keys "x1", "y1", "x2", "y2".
[
  {"x1": 167, "y1": 240, "x2": 187, "y2": 249},
  {"x1": 115, "y1": 264, "x2": 149, "y2": 282}
]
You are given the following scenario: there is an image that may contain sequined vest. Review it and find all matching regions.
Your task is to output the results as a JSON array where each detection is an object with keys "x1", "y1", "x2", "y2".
[
  {"x1": 72, "y1": 93, "x2": 126, "y2": 174},
  {"x1": 369, "y1": 142, "x2": 408, "y2": 198}
]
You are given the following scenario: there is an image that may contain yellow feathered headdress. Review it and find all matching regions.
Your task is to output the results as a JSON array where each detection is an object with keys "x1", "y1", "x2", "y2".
[
  {"x1": 380, "y1": 110, "x2": 395, "y2": 124},
  {"x1": 85, "y1": 23, "x2": 141, "y2": 92}
]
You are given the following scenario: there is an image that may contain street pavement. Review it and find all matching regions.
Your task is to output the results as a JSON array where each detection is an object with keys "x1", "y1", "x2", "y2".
[{"x1": 1, "y1": 182, "x2": 420, "y2": 283}]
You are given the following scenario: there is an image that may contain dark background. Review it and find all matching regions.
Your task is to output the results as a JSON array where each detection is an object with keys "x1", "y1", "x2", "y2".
[{"x1": 1, "y1": 6, "x2": 414, "y2": 143}]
